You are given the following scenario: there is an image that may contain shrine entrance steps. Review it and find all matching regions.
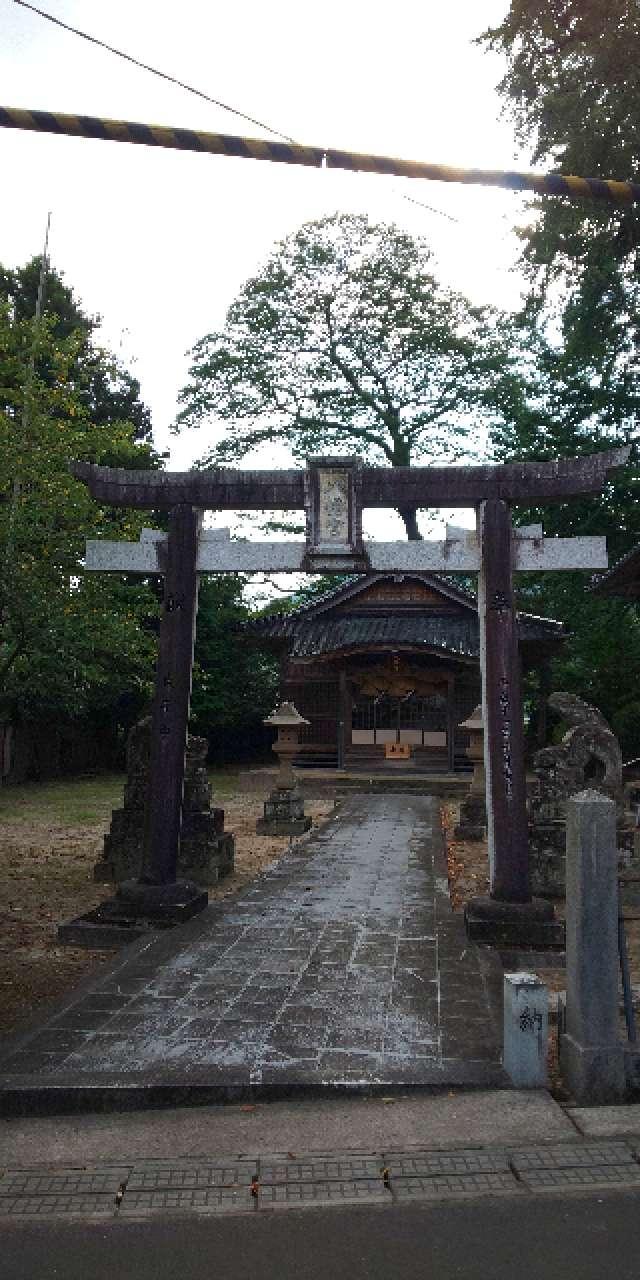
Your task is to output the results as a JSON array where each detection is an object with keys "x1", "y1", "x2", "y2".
[
  {"x1": 300, "y1": 771, "x2": 471, "y2": 795},
  {"x1": 0, "y1": 795, "x2": 508, "y2": 1114}
]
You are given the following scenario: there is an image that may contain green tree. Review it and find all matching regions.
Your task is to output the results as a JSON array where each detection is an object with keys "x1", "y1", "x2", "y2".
[
  {"x1": 0, "y1": 257, "x2": 153, "y2": 447},
  {"x1": 0, "y1": 272, "x2": 159, "y2": 772},
  {"x1": 177, "y1": 213, "x2": 511, "y2": 539}
]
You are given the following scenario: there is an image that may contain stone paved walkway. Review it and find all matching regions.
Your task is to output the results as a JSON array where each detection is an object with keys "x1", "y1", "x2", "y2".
[{"x1": 0, "y1": 795, "x2": 507, "y2": 1108}]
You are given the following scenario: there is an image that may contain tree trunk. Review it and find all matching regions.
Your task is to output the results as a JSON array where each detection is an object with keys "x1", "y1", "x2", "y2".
[
  {"x1": 391, "y1": 437, "x2": 422, "y2": 541},
  {"x1": 398, "y1": 506, "x2": 422, "y2": 540}
]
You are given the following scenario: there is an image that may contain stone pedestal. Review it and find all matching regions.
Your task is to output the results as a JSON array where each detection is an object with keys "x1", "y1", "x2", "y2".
[
  {"x1": 465, "y1": 894, "x2": 563, "y2": 949},
  {"x1": 256, "y1": 785, "x2": 312, "y2": 837},
  {"x1": 454, "y1": 793, "x2": 487, "y2": 842},
  {"x1": 559, "y1": 790, "x2": 626, "y2": 1103},
  {"x1": 93, "y1": 718, "x2": 234, "y2": 887}
]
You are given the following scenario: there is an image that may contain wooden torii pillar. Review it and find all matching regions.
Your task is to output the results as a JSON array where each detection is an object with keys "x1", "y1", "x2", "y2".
[{"x1": 73, "y1": 447, "x2": 628, "y2": 932}]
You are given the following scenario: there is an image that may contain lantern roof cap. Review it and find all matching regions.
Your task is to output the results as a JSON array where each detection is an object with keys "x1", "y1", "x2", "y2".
[
  {"x1": 263, "y1": 701, "x2": 310, "y2": 728},
  {"x1": 460, "y1": 704, "x2": 484, "y2": 732}
]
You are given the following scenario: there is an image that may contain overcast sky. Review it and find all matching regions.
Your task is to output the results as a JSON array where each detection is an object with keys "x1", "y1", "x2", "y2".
[{"x1": 2, "y1": 0, "x2": 530, "y2": 542}]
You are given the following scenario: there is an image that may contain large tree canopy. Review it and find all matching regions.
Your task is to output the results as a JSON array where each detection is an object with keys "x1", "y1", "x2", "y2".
[{"x1": 177, "y1": 213, "x2": 511, "y2": 538}]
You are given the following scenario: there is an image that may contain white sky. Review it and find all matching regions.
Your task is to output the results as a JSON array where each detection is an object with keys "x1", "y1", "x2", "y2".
[{"x1": 2, "y1": 0, "x2": 532, "y2": 547}]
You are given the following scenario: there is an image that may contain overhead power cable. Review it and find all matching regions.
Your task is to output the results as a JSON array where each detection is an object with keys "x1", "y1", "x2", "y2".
[
  {"x1": 1, "y1": 105, "x2": 639, "y2": 206},
  {"x1": 13, "y1": 0, "x2": 457, "y2": 225},
  {"x1": 13, "y1": 0, "x2": 296, "y2": 143}
]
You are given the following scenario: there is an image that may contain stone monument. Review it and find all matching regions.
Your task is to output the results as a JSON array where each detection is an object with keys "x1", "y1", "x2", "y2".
[
  {"x1": 454, "y1": 705, "x2": 487, "y2": 840},
  {"x1": 94, "y1": 717, "x2": 235, "y2": 886},
  {"x1": 529, "y1": 693, "x2": 632, "y2": 896},
  {"x1": 559, "y1": 791, "x2": 627, "y2": 1103},
  {"x1": 257, "y1": 702, "x2": 312, "y2": 836}
]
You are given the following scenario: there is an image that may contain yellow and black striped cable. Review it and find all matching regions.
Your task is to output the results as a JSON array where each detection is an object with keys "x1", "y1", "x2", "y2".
[{"x1": 1, "y1": 105, "x2": 639, "y2": 207}]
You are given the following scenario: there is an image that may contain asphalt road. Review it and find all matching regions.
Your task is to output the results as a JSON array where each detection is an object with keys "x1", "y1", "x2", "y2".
[{"x1": 3, "y1": 1191, "x2": 640, "y2": 1280}]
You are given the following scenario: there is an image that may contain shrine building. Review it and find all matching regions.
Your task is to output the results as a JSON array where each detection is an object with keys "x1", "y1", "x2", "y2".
[{"x1": 251, "y1": 572, "x2": 566, "y2": 773}]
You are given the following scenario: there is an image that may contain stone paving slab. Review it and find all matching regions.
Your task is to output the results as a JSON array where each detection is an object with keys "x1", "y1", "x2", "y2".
[
  {"x1": 119, "y1": 1186, "x2": 255, "y2": 1215},
  {"x1": 0, "y1": 1167, "x2": 129, "y2": 1196},
  {"x1": 0, "y1": 794, "x2": 507, "y2": 1110},
  {"x1": 258, "y1": 1179, "x2": 389, "y2": 1208},
  {"x1": 392, "y1": 1172, "x2": 520, "y2": 1200},
  {"x1": 259, "y1": 1157, "x2": 382, "y2": 1183},
  {"x1": 509, "y1": 1143, "x2": 635, "y2": 1171},
  {"x1": 0, "y1": 1193, "x2": 118, "y2": 1218},
  {"x1": 126, "y1": 1162, "x2": 257, "y2": 1190},
  {"x1": 385, "y1": 1150, "x2": 510, "y2": 1176},
  {"x1": 516, "y1": 1165, "x2": 640, "y2": 1192}
]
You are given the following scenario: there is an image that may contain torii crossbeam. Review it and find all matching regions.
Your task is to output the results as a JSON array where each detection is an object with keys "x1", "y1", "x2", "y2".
[{"x1": 73, "y1": 447, "x2": 629, "y2": 938}]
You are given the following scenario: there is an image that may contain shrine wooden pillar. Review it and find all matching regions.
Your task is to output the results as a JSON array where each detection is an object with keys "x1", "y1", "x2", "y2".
[
  {"x1": 466, "y1": 499, "x2": 556, "y2": 945},
  {"x1": 476, "y1": 498, "x2": 530, "y2": 902}
]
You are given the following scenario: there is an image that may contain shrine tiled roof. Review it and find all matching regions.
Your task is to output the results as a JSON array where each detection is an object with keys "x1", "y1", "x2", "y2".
[{"x1": 251, "y1": 609, "x2": 565, "y2": 661}]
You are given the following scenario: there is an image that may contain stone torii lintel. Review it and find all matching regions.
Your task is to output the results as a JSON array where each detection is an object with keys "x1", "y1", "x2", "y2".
[{"x1": 85, "y1": 525, "x2": 609, "y2": 575}]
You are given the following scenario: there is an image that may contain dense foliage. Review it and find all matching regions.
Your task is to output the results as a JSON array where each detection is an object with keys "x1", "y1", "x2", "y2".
[
  {"x1": 191, "y1": 576, "x2": 278, "y2": 763},
  {"x1": 0, "y1": 263, "x2": 161, "y2": 771}
]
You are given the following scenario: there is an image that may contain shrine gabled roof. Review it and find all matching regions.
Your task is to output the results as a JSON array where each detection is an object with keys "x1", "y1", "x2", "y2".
[
  {"x1": 256, "y1": 571, "x2": 478, "y2": 624},
  {"x1": 250, "y1": 572, "x2": 566, "y2": 662}
]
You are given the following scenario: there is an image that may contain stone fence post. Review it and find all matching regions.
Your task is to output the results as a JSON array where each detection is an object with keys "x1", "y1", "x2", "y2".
[{"x1": 560, "y1": 790, "x2": 626, "y2": 1103}]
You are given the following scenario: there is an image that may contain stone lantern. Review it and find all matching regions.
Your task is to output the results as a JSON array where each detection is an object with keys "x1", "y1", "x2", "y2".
[
  {"x1": 256, "y1": 702, "x2": 312, "y2": 836},
  {"x1": 454, "y1": 705, "x2": 487, "y2": 841}
]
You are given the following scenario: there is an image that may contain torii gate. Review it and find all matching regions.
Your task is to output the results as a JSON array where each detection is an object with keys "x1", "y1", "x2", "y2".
[{"x1": 72, "y1": 447, "x2": 628, "y2": 939}]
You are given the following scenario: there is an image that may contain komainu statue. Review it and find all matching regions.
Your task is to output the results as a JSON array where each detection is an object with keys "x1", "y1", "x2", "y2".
[{"x1": 529, "y1": 693, "x2": 631, "y2": 897}]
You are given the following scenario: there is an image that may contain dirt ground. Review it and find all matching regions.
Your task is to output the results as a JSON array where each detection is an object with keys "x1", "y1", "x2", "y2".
[{"x1": 0, "y1": 773, "x2": 334, "y2": 1038}]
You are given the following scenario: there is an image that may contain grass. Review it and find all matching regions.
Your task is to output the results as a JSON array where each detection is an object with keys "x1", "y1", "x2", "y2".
[{"x1": 0, "y1": 768, "x2": 240, "y2": 826}]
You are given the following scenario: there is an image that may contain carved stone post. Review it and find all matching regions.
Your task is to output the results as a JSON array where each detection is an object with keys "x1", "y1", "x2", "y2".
[{"x1": 118, "y1": 503, "x2": 208, "y2": 922}]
